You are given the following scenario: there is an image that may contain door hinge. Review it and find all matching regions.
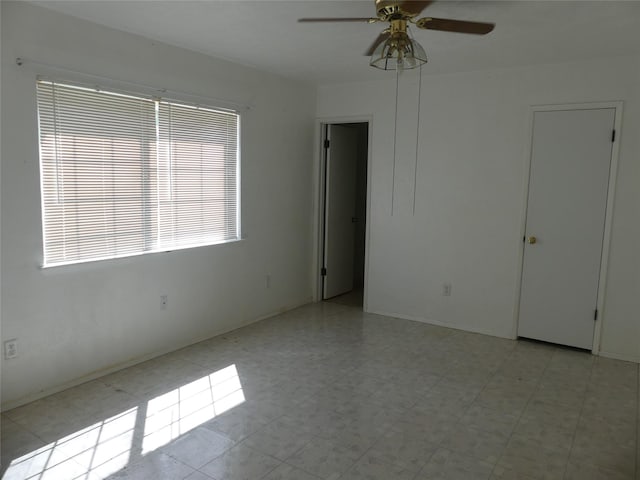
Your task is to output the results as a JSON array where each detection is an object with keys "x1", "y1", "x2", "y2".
[
  {"x1": 321, "y1": 267, "x2": 327, "y2": 276},
  {"x1": 324, "y1": 139, "x2": 330, "y2": 149},
  {"x1": 594, "y1": 309, "x2": 598, "y2": 321},
  {"x1": 611, "y1": 129, "x2": 616, "y2": 142}
]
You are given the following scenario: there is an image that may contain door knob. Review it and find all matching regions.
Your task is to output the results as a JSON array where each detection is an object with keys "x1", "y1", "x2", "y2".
[{"x1": 527, "y1": 236, "x2": 537, "y2": 244}]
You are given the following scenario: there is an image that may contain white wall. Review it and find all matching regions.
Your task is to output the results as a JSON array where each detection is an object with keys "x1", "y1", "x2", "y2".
[
  {"x1": 318, "y1": 56, "x2": 640, "y2": 362},
  {"x1": 1, "y1": 2, "x2": 315, "y2": 408}
]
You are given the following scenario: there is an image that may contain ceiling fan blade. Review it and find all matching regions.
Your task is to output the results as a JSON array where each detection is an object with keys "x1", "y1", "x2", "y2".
[
  {"x1": 298, "y1": 17, "x2": 377, "y2": 23},
  {"x1": 364, "y1": 31, "x2": 390, "y2": 56},
  {"x1": 416, "y1": 17, "x2": 495, "y2": 34},
  {"x1": 399, "y1": 1, "x2": 433, "y2": 16}
]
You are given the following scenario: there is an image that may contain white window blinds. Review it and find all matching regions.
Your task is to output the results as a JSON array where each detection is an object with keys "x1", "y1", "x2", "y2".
[
  {"x1": 157, "y1": 102, "x2": 239, "y2": 249},
  {"x1": 37, "y1": 80, "x2": 240, "y2": 267}
]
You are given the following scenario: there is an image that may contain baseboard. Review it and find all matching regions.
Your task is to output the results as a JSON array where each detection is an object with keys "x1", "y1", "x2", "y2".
[
  {"x1": 366, "y1": 308, "x2": 513, "y2": 340},
  {"x1": 597, "y1": 350, "x2": 640, "y2": 364},
  {"x1": 1, "y1": 297, "x2": 313, "y2": 411}
]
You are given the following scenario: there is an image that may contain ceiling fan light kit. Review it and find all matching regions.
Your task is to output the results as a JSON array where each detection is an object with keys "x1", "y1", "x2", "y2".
[
  {"x1": 298, "y1": 0, "x2": 495, "y2": 71},
  {"x1": 370, "y1": 20, "x2": 427, "y2": 71}
]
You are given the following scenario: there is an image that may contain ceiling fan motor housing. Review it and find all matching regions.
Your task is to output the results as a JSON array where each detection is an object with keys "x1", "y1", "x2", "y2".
[
  {"x1": 298, "y1": 0, "x2": 495, "y2": 62},
  {"x1": 376, "y1": 0, "x2": 417, "y2": 20}
]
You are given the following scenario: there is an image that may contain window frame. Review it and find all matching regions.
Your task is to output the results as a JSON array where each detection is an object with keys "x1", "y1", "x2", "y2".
[{"x1": 36, "y1": 78, "x2": 242, "y2": 268}]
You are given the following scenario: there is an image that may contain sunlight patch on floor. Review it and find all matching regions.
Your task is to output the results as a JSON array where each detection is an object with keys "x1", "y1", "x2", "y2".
[
  {"x1": 141, "y1": 364, "x2": 245, "y2": 453},
  {"x1": 3, "y1": 407, "x2": 137, "y2": 480},
  {"x1": 3, "y1": 364, "x2": 245, "y2": 479}
]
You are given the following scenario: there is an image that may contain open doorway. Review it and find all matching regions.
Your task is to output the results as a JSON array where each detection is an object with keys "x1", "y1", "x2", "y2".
[{"x1": 320, "y1": 122, "x2": 369, "y2": 309}]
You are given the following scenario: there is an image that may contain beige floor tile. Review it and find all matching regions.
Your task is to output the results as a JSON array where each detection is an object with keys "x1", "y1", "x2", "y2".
[
  {"x1": 368, "y1": 425, "x2": 439, "y2": 472},
  {"x1": 184, "y1": 471, "x2": 215, "y2": 480},
  {"x1": 483, "y1": 374, "x2": 538, "y2": 393},
  {"x1": 285, "y1": 437, "x2": 363, "y2": 479},
  {"x1": 473, "y1": 387, "x2": 531, "y2": 417},
  {"x1": 108, "y1": 451, "x2": 195, "y2": 479},
  {"x1": 417, "y1": 448, "x2": 494, "y2": 480},
  {"x1": 497, "y1": 435, "x2": 568, "y2": 480},
  {"x1": 392, "y1": 412, "x2": 460, "y2": 445},
  {"x1": 1, "y1": 417, "x2": 47, "y2": 470},
  {"x1": 458, "y1": 405, "x2": 519, "y2": 437},
  {"x1": 160, "y1": 426, "x2": 235, "y2": 469},
  {"x1": 575, "y1": 415, "x2": 636, "y2": 449},
  {"x1": 203, "y1": 404, "x2": 269, "y2": 441},
  {"x1": 519, "y1": 399, "x2": 580, "y2": 433},
  {"x1": 530, "y1": 382, "x2": 586, "y2": 408},
  {"x1": 489, "y1": 465, "x2": 538, "y2": 479},
  {"x1": 241, "y1": 418, "x2": 314, "y2": 460},
  {"x1": 199, "y1": 444, "x2": 281, "y2": 480},
  {"x1": 512, "y1": 416, "x2": 575, "y2": 453},
  {"x1": 538, "y1": 370, "x2": 589, "y2": 393},
  {"x1": 340, "y1": 453, "x2": 417, "y2": 480},
  {"x1": 261, "y1": 463, "x2": 322, "y2": 480},
  {"x1": 570, "y1": 440, "x2": 636, "y2": 477},
  {"x1": 2, "y1": 302, "x2": 638, "y2": 480},
  {"x1": 564, "y1": 460, "x2": 635, "y2": 480},
  {"x1": 441, "y1": 424, "x2": 509, "y2": 464}
]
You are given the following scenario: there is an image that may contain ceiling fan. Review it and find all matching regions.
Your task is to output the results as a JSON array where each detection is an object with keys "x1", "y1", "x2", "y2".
[{"x1": 299, "y1": 0, "x2": 495, "y2": 70}]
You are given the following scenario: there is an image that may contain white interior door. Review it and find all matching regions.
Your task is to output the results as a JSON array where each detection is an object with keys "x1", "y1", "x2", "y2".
[
  {"x1": 323, "y1": 125, "x2": 358, "y2": 299},
  {"x1": 518, "y1": 108, "x2": 615, "y2": 349}
]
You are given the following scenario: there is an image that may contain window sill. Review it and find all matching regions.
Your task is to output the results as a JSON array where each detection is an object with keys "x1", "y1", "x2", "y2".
[{"x1": 40, "y1": 237, "x2": 246, "y2": 272}]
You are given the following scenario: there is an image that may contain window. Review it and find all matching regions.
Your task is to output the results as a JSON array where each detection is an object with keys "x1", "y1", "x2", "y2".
[{"x1": 37, "y1": 80, "x2": 240, "y2": 267}]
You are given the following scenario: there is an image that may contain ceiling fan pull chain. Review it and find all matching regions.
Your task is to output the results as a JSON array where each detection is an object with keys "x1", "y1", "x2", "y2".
[
  {"x1": 412, "y1": 64, "x2": 423, "y2": 215},
  {"x1": 391, "y1": 65, "x2": 401, "y2": 216}
]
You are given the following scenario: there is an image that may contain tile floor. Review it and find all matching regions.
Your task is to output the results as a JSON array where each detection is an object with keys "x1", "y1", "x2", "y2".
[
  {"x1": 1, "y1": 300, "x2": 639, "y2": 479},
  {"x1": 324, "y1": 290, "x2": 363, "y2": 309}
]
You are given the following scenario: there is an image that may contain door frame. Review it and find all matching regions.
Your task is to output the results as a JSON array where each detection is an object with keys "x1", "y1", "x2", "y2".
[
  {"x1": 512, "y1": 102, "x2": 623, "y2": 355},
  {"x1": 312, "y1": 116, "x2": 373, "y2": 310}
]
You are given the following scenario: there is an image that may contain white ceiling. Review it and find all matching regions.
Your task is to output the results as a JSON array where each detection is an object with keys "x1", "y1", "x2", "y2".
[{"x1": 34, "y1": 1, "x2": 640, "y2": 84}]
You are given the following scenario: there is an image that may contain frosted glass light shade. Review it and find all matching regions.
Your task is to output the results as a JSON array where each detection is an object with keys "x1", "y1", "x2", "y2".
[{"x1": 370, "y1": 35, "x2": 428, "y2": 70}]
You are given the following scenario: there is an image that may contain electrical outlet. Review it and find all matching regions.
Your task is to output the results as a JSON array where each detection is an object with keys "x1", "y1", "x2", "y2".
[
  {"x1": 265, "y1": 274, "x2": 271, "y2": 289},
  {"x1": 442, "y1": 283, "x2": 452, "y2": 297},
  {"x1": 160, "y1": 295, "x2": 168, "y2": 310},
  {"x1": 4, "y1": 339, "x2": 18, "y2": 359}
]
